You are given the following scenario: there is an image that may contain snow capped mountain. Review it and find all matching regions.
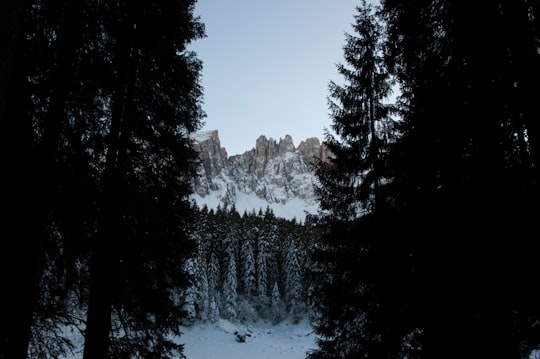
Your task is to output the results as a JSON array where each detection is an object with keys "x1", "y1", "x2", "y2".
[{"x1": 190, "y1": 130, "x2": 329, "y2": 221}]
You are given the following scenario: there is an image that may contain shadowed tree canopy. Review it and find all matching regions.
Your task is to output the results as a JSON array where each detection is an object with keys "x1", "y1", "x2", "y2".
[
  {"x1": 310, "y1": 0, "x2": 540, "y2": 358},
  {"x1": 0, "y1": 0, "x2": 205, "y2": 358}
]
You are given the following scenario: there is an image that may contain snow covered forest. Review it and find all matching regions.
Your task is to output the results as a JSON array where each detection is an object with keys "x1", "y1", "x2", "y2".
[{"x1": 183, "y1": 205, "x2": 320, "y2": 325}]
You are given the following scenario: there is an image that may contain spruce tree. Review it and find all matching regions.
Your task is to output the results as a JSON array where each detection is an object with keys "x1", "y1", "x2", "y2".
[
  {"x1": 284, "y1": 239, "x2": 303, "y2": 323},
  {"x1": 241, "y1": 235, "x2": 257, "y2": 298},
  {"x1": 1, "y1": 0, "x2": 205, "y2": 357},
  {"x1": 182, "y1": 258, "x2": 199, "y2": 325},
  {"x1": 271, "y1": 282, "x2": 284, "y2": 325},
  {"x1": 263, "y1": 210, "x2": 282, "y2": 304},
  {"x1": 317, "y1": 0, "x2": 395, "y2": 221},
  {"x1": 309, "y1": 2, "x2": 401, "y2": 358},
  {"x1": 311, "y1": 0, "x2": 540, "y2": 355},
  {"x1": 371, "y1": 0, "x2": 540, "y2": 357},
  {"x1": 196, "y1": 239, "x2": 211, "y2": 322},
  {"x1": 256, "y1": 229, "x2": 270, "y2": 314},
  {"x1": 208, "y1": 251, "x2": 222, "y2": 322},
  {"x1": 223, "y1": 245, "x2": 238, "y2": 320},
  {"x1": 79, "y1": 0, "x2": 205, "y2": 356}
]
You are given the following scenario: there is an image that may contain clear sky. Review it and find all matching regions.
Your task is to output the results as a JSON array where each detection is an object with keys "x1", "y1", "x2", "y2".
[{"x1": 190, "y1": 0, "x2": 360, "y2": 156}]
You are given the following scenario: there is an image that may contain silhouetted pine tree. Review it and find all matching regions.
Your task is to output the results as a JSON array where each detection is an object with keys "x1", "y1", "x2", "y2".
[
  {"x1": 0, "y1": 0, "x2": 104, "y2": 356},
  {"x1": 309, "y1": 2, "x2": 400, "y2": 358},
  {"x1": 370, "y1": 0, "x2": 540, "y2": 357},
  {"x1": 76, "y1": 1, "x2": 205, "y2": 358},
  {"x1": 316, "y1": 1, "x2": 395, "y2": 221},
  {"x1": 1, "y1": 0, "x2": 205, "y2": 356},
  {"x1": 385, "y1": 0, "x2": 539, "y2": 356}
]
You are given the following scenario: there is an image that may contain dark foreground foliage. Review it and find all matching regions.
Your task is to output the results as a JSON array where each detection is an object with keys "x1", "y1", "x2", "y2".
[
  {"x1": 0, "y1": 1, "x2": 204, "y2": 358},
  {"x1": 310, "y1": 1, "x2": 540, "y2": 358}
]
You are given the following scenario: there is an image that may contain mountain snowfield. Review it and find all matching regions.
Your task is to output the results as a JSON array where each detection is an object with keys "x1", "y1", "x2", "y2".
[{"x1": 190, "y1": 130, "x2": 328, "y2": 221}]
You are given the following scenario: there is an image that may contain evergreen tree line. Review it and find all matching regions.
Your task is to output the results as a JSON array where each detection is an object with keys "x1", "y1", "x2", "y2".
[
  {"x1": 310, "y1": 1, "x2": 540, "y2": 358},
  {"x1": 0, "y1": 1, "x2": 204, "y2": 358},
  {"x1": 184, "y1": 205, "x2": 321, "y2": 325}
]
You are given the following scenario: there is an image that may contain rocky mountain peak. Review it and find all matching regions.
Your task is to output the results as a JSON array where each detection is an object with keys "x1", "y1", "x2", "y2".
[
  {"x1": 279, "y1": 135, "x2": 295, "y2": 155},
  {"x1": 190, "y1": 130, "x2": 327, "y2": 221},
  {"x1": 253, "y1": 134, "x2": 296, "y2": 160},
  {"x1": 191, "y1": 130, "x2": 228, "y2": 177},
  {"x1": 298, "y1": 137, "x2": 331, "y2": 163}
]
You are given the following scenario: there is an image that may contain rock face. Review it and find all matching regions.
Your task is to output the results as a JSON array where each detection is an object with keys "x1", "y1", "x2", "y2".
[{"x1": 190, "y1": 130, "x2": 328, "y2": 221}]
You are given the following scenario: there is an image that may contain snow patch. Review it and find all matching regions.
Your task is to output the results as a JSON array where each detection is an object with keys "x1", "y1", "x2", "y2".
[
  {"x1": 181, "y1": 319, "x2": 317, "y2": 359},
  {"x1": 190, "y1": 190, "x2": 318, "y2": 222},
  {"x1": 190, "y1": 130, "x2": 215, "y2": 143}
]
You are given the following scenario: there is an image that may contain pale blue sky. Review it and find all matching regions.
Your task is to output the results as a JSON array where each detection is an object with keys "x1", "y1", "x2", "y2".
[{"x1": 190, "y1": 0, "x2": 360, "y2": 156}]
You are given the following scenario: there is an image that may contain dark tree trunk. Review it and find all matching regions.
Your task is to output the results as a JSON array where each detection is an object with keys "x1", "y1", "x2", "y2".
[
  {"x1": 83, "y1": 16, "x2": 134, "y2": 356},
  {"x1": 82, "y1": 242, "x2": 115, "y2": 359},
  {"x1": 82, "y1": 110, "x2": 124, "y2": 359},
  {"x1": 82, "y1": 142, "x2": 122, "y2": 359}
]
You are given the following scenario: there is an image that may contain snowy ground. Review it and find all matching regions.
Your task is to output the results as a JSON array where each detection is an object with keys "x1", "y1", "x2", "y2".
[
  {"x1": 61, "y1": 319, "x2": 317, "y2": 359},
  {"x1": 181, "y1": 319, "x2": 317, "y2": 359}
]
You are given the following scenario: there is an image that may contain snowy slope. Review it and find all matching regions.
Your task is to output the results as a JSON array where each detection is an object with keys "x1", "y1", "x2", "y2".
[{"x1": 190, "y1": 130, "x2": 327, "y2": 221}]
